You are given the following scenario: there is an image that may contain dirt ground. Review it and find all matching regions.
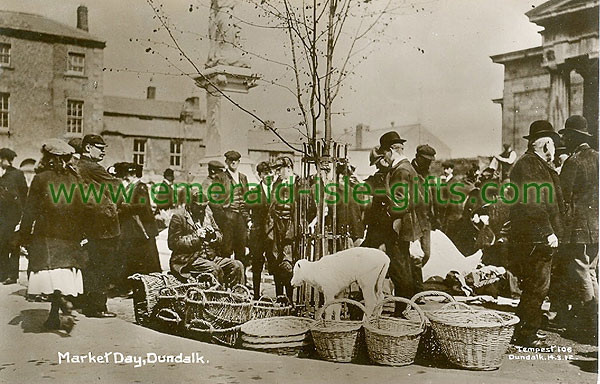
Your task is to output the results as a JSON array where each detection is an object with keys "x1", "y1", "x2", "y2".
[{"x1": 0, "y1": 275, "x2": 597, "y2": 384}]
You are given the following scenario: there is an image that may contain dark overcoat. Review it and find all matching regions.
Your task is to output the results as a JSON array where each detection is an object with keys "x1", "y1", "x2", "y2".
[{"x1": 560, "y1": 143, "x2": 599, "y2": 244}]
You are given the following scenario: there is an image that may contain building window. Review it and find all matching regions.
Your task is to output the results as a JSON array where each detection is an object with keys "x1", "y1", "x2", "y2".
[
  {"x1": 133, "y1": 139, "x2": 146, "y2": 165},
  {"x1": 67, "y1": 52, "x2": 85, "y2": 74},
  {"x1": 0, "y1": 44, "x2": 10, "y2": 66},
  {"x1": 66, "y1": 100, "x2": 83, "y2": 134},
  {"x1": 0, "y1": 93, "x2": 8, "y2": 129},
  {"x1": 170, "y1": 140, "x2": 182, "y2": 167}
]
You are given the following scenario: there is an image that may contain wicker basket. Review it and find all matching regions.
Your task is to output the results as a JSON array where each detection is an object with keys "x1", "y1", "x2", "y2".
[
  {"x1": 128, "y1": 272, "x2": 182, "y2": 326},
  {"x1": 428, "y1": 302, "x2": 520, "y2": 370},
  {"x1": 364, "y1": 297, "x2": 426, "y2": 366},
  {"x1": 186, "y1": 318, "x2": 242, "y2": 347},
  {"x1": 251, "y1": 295, "x2": 293, "y2": 319},
  {"x1": 240, "y1": 316, "x2": 314, "y2": 355},
  {"x1": 310, "y1": 298, "x2": 366, "y2": 363},
  {"x1": 184, "y1": 284, "x2": 252, "y2": 331},
  {"x1": 155, "y1": 273, "x2": 221, "y2": 330},
  {"x1": 409, "y1": 290, "x2": 456, "y2": 363}
]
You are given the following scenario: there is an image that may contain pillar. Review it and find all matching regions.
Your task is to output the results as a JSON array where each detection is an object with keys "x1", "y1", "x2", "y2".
[{"x1": 548, "y1": 66, "x2": 571, "y2": 132}]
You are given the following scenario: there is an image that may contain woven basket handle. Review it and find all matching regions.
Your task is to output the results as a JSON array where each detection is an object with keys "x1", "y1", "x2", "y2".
[
  {"x1": 186, "y1": 318, "x2": 215, "y2": 333},
  {"x1": 231, "y1": 284, "x2": 252, "y2": 298},
  {"x1": 185, "y1": 286, "x2": 206, "y2": 303},
  {"x1": 195, "y1": 273, "x2": 219, "y2": 289},
  {"x1": 316, "y1": 298, "x2": 366, "y2": 320},
  {"x1": 159, "y1": 286, "x2": 176, "y2": 297},
  {"x1": 156, "y1": 308, "x2": 181, "y2": 324},
  {"x1": 410, "y1": 290, "x2": 456, "y2": 304},
  {"x1": 372, "y1": 297, "x2": 427, "y2": 330},
  {"x1": 128, "y1": 273, "x2": 143, "y2": 281},
  {"x1": 256, "y1": 295, "x2": 276, "y2": 304}
]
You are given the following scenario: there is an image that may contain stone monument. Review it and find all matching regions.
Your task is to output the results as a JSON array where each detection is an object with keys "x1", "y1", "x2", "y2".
[{"x1": 196, "y1": 0, "x2": 259, "y2": 180}]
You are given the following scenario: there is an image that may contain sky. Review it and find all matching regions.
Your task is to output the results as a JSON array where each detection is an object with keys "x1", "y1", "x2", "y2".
[{"x1": 4, "y1": 0, "x2": 547, "y2": 157}]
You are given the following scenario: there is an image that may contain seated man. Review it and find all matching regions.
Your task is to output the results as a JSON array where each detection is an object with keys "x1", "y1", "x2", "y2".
[{"x1": 167, "y1": 186, "x2": 243, "y2": 287}]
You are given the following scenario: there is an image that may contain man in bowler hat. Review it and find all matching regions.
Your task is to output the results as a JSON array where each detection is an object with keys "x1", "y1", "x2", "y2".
[
  {"x1": 559, "y1": 115, "x2": 599, "y2": 333},
  {"x1": 378, "y1": 131, "x2": 424, "y2": 313},
  {"x1": 508, "y1": 120, "x2": 564, "y2": 347}
]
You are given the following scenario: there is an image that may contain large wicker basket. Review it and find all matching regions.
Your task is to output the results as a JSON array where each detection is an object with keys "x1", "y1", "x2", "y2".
[
  {"x1": 409, "y1": 290, "x2": 456, "y2": 363},
  {"x1": 184, "y1": 285, "x2": 253, "y2": 331},
  {"x1": 186, "y1": 318, "x2": 242, "y2": 347},
  {"x1": 251, "y1": 295, "x2": 293, "y2": 319},
  {"x1": 310, "y1": 299, "x2": 366, "y2": 363},
  {"x1": 128, "y1": 272, "x2": 181, "y2": 326},
  {"x1": 427, "y1": 302, "x2": 520, "y2": 370},
  {"x1": 364, "y1": 297, "x2": 426, "y2": 366},
  {"x1": 241, "y1": 316, "x2": 314, "y2": 355}
]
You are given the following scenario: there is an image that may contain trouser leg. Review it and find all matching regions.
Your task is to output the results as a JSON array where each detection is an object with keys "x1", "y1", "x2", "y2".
[
  {"x1": 215, "y1": 257, "x2": 244, "y2": 288},
  {"x1": 85, "y1": 238, "x2": 118, "y2": 314},
  {"x1": 513, "y1": 243, "x2": 552, "y2": 341},
  {"x1": 388, "y1": 240, "x2": 415, "y2": 313}
]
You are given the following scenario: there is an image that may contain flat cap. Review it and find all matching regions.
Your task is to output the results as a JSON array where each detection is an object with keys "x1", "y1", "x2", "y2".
[
  {"x1": 224, "y1": 150, "x2": 241, "y2": 161},
  {"x1": 42, "y1": 139, "x2": 74, "y2": 156},
  {"x1": 0, "y1": 148, "x2": 17, "y2": 161},
  {"x1": 272, "y1": 156, "x2": 293, "y2": 169},
  {"x1": 208, "y1": 160, "x2": 226, "y2": 170},
  {"x1": 82, "y1": 134, "x2": 107, "y2": 148},
  {"x1": 369, "y1": 146, "x2": 384, "y2": 166},
  {"x1": 256, "y1": 161, "x2": 271, "y2": 174},
  {"x1": 163, "y1": 168, "x2": 174, "y2": 177},
  {"x1": 416, "y1": 144, "x2": 436, "y2": 160}
]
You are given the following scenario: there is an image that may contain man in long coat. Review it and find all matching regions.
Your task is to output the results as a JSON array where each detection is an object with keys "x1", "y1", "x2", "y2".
[
  {"x1": 379, "y1": 132, "x2": 424, "y2": 312},
  {"x1": 559, "y1": 115, "x2": 599, "y2": 332},
  {"x1": 509, "y1": 120, "x2": 564, "y2": 347}
]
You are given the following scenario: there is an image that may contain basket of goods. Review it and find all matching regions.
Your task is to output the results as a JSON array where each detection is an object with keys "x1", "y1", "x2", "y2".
[
  {"x1": 408, "y1": 291, "x2": 456, "y2": 363},
  {"x1": 185, "y1": 319, "x2": 242, "y2": 347},
  {"x1": 128, "y1": 272, "x2": 182, "y2": 326},
  {"x1": 427, "y1": 302, "x2": 520, "y2": 370},
  {"x1": 241, "y1": 316, "x2": 314, "y2": 355},
  {"x1": 155, "y1": 273, "x2": 221, "y2": 330},
  {"x1": 364, "y1": 297, "x2": 426, "y2": 366},
  {"x1": 251, "y1": 295, "x2": 293, "y2": 320},
  {"x1": 310, "y1": 299, "x2": 366, "y2": 363},
  {"x1": 184, "y1": 284, "x2": 253, "y2": 333}
]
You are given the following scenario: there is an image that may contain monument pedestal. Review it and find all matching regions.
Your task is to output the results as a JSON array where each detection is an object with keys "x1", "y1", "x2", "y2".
[{"x1": 195, "y1": 65, "x2": 260, "y2": 181}]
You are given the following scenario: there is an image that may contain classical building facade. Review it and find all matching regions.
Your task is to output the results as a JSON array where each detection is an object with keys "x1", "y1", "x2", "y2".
[{"x1": 492, "y1": 0, "x2": 598, "y2": 154}]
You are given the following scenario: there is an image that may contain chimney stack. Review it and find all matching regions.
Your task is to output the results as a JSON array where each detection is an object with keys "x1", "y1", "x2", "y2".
[
  {"x1": 77, "y1": 5, "x2": 88, "y2": 31},
  {"x1": 356, "y1": 124, "x2": 364, "y2": 149},
  {"x1": 147, "y1": 86, "x2": 156, "y2": 100}
]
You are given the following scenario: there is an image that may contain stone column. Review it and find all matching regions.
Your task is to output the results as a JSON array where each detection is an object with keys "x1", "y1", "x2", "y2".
[
  {"x1": 548, "y1": 66, "x2": 571, "y2": 131},
  {"x1": 195, "y1": 65, "x2": 260, "y2": 179},
  {"x1": 579, "y1": 59, "x2": 599, "y2": 148}
]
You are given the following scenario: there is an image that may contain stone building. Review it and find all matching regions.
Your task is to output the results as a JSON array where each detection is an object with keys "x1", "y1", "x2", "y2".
[
  {"x1": 0, "y1": 7, "x2": 105, "y2": 167},
  {"x1": 491, "y1": 0, "x2": 598, "y2": 154},
  {"x1": 102, "y1": 87, "x2": 206, "y2": 181}
]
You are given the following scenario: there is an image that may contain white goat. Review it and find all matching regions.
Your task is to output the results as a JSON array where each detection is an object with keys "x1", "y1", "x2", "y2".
[{"x1": 291, "y1": 247, "x2": 390, "y2": 319}]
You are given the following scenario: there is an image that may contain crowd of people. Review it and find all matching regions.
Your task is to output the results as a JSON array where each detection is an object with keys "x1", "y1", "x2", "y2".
[{"x1": 0, "y1": 115, "x2": 596, "y2": 349}]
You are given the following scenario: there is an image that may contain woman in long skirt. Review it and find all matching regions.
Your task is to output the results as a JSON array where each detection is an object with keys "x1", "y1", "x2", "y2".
[{"x1": 19, "y1": 139, "x2": 85, "y2": 333}]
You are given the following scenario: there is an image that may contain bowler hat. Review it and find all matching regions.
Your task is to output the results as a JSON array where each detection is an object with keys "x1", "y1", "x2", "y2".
[
  {"x1": 379, "y1": 131, "x2": 406, "y2": 150},
  {"x1": 416, "y1": 144, "x2": 436, "y2": 160},
  {"x1": 0, "y1": 148, "x2": 17, "y2": 161},
  {"x1": 82, "y1": 134, "x2": 107, "y2": 148},
  {"x1": 224, "y1": 150, "x2": 241, "y2": 161},
  {"x1": 559, "y1": 115, "x2": 592, "y2": 137},
  {"x1": 41, "y1": 140, "x2": 73, "y2": 156},
  {"x1": 523, "y1": 120, "x2": 559, "y2": 141}
]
